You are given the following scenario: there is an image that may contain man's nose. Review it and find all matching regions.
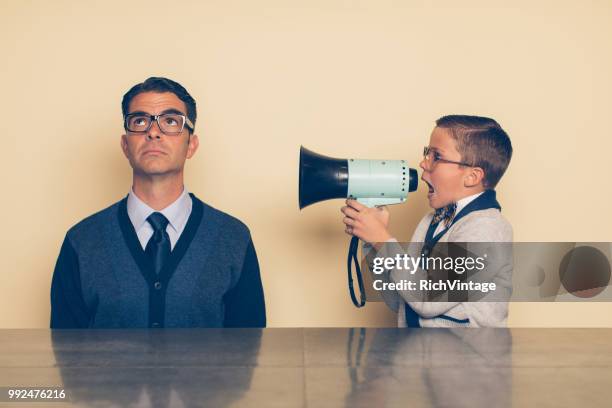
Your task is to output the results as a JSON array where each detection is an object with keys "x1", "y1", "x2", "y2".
[{"x1": 146, "y1": 120, "x2": 163, "y2": 140}]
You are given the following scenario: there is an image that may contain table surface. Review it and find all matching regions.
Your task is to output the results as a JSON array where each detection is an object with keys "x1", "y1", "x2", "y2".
[{"x1": 1, "y1": 328, "x2": 611, "y2": 407}]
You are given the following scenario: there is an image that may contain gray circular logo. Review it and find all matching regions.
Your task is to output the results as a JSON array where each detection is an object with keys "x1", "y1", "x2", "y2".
[{"x1": 559, "y1": 246, "x2": 611, "y2": 298}]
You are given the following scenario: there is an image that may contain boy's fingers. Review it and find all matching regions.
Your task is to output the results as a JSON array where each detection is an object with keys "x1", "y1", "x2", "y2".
[
  {"x1": 346, "y1": 199, "x2": 366, "y2": 212},
  {"x1": 346, "y1": 226, "x2": 361, "y2": 237},
  {"x1": 343, "y1": 217, "x2": 357, "y2": 226},
  {"x1": 342, "y1": 207, "x2": 360, "y2": 219}
]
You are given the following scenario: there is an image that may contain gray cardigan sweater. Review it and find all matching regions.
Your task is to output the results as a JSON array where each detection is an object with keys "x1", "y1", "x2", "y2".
[
  {"x1": 50, "y1": 194, "x2": 266, "y2": 328},
  {"x1": 366, "y1": 202, "x2": 513, "y2": 328}
]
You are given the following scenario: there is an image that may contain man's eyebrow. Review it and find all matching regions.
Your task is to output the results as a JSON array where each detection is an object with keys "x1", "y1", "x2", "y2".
[
  {"x1": 126, "y1": 110, "x2": 149, "y2": 116},
  {"x1": 160, "y1": 108, "x2": 186, "y2": 115},
  {"x1": 126, "y1": 109, "x2": 186, "y2": 116}
]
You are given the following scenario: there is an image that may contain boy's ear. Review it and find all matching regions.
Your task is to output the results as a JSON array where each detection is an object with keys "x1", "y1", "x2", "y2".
[{"x1": 464, "y1": 166, "x2": 485, "y2": 188}]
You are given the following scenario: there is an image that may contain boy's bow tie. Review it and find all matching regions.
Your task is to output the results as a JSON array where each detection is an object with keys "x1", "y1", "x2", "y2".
[{"x1": 432, "y1": 202, "x2": 457, "y2": 227}]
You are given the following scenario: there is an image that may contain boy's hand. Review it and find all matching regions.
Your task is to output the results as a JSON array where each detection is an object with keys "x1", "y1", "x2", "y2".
[{"x1": 341, "y1": 199, "x2": 392, "y2": 244}]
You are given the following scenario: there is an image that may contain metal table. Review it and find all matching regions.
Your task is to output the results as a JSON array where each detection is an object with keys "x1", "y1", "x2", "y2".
[{"x1": 1, "y1": 328, "x2": 611, "y2": 407}]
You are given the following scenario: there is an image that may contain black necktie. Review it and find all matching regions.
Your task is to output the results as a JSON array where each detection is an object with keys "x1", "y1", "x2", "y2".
[
  {"x1": 406, "y1": 202, "x2": 457, "y2": 327},
  {"x1": 145, "y1": 212, "x2": 171, "y2": 275}
]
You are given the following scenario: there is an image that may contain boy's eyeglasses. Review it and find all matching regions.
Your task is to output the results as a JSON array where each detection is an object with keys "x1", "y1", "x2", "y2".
[
  {"x1": 423, "y1": 146, "x2": 473, "y2": 168},
  {"x1": 124, "y1": 113, "x2": 194, "y2": 135}
]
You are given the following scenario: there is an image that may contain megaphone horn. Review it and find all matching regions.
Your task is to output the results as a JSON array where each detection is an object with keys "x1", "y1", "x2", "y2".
[{"x1": 299, "y1": 147, "x2": 349, "y2": 209}]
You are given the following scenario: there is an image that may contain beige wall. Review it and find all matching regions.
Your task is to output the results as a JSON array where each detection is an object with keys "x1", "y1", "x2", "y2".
[{"x1": 1, "y1": 0, "x2": 611, "y2": 328}]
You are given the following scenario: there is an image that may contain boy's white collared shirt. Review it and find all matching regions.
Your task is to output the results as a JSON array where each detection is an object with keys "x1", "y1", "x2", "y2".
[
  {"x1": 126, "y1": 187, "x2": 193, "y2": 250},
  {"x1": 432, "y1": 191, "x2": 484, "y2": 236},
  {"x1": 385, "y1": 191, "x2": 485, "y2": 244}
]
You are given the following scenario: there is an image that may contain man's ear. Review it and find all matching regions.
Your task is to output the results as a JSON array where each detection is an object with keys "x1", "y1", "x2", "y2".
[
  {"x1": 464, "y1": 166, "x2": 485, "y2": 188},
  {"x1": 186, "y1": 134, "x2": 199, "y2": 159},
  {"x1": 120, "y1": 134, "x2": 130, "y2": 159}
]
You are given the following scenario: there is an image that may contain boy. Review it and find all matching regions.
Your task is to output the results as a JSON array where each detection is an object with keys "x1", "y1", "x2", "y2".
[{"x1": 341, "y1": 115, "x2": 513, "y2": 327}]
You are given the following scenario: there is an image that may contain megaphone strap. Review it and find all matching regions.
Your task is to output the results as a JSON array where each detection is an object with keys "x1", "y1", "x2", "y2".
[{"x1": 348, "y1": 236, "x2": 367, "y2": 307}]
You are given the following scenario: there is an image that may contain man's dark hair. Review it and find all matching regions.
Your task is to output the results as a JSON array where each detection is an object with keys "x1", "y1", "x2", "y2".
[
  {"x1": 122, "y1": 77, "x2": 197, "y2": 130},
  {"x1": 435, "y1": 115, "x2": 512, "y2": 189}
]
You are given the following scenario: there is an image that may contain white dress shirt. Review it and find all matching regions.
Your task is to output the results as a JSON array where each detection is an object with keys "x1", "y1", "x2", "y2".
[
  {"x1": 433, "y1": 191, "x2": 484, "y2": 236},
  {"x1": 126, "y1": 187, "x2": 193, "y2": 250}
]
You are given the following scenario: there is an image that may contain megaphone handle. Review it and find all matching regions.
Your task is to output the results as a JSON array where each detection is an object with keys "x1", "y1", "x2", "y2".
[{"x1": 347, "y1": 236, "x2": 366, "y2": 307}]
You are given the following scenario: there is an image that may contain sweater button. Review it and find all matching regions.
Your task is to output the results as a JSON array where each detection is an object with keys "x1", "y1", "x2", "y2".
[{"x1": 154, "y1": 281, "x2": 162, "y2": 290}]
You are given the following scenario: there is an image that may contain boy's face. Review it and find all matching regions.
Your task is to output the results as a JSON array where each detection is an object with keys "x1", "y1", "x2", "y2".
[{"x1": 420, "y1": 127, "x2": 476, "y2": 209}]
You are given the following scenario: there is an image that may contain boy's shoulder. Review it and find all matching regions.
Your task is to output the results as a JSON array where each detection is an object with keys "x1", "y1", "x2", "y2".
[{"x1": 449, "y1": 209, "x2": 513, "y2": 242}]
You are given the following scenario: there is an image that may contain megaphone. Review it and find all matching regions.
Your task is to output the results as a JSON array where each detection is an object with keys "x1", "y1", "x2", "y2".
[
  {"x1": 299, "y1": 147, "x2": 418, "y2": 209},
  {"x1": 299, "y1": 146, "x2": 419, "y2": 307}
]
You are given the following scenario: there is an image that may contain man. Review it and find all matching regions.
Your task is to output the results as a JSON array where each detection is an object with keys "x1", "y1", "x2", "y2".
[{"x1": 51, "y1": 77, "x2": 266, "y2": 328}]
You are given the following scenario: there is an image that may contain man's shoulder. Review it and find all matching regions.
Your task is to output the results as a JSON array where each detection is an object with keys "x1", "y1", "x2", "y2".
[
  {"x1": 66, "y1": 197, "x2": 124, "y2": 241},
  {"x1": 449, "y1": 209, "x2": 513, "y2": 242},
  {"x1": 194, "y1": 196, "x2": 251, "y2": 239}
]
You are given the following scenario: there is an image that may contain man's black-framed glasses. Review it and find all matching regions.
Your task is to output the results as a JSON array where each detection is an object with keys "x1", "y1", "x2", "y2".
[
  {"x1": 423, "y1": 146, "x2": 473, "y2": 168},
  {"x1": 124, "y1": 112, "x2": 194, "y2": 135}
]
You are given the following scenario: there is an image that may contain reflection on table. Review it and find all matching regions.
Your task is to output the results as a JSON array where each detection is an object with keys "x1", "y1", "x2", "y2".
[{"x1": 1, "y1": 328, "x2": 611, "y2": 407}]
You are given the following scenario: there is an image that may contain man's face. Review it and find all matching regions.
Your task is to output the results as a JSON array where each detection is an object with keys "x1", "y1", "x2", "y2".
[
  {"x1": 121, "y1": 91, "x2": 198, "y2": 177},
  {"x1": 419, "y1": 127, "x2": 472, "y2": 209}
]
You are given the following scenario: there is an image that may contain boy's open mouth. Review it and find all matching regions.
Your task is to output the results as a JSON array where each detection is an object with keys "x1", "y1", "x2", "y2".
[{"x1": 422, "y1": 177, "x2": 435, "y2": 197}]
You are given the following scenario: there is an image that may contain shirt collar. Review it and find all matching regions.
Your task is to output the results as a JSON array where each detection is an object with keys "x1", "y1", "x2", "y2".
[
  {"x1": 127, "y1": 187, "x2": 192, "y2": 233},
  {"x1": 455, "y1": 191, "x2": 484, "y2": 215}
]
